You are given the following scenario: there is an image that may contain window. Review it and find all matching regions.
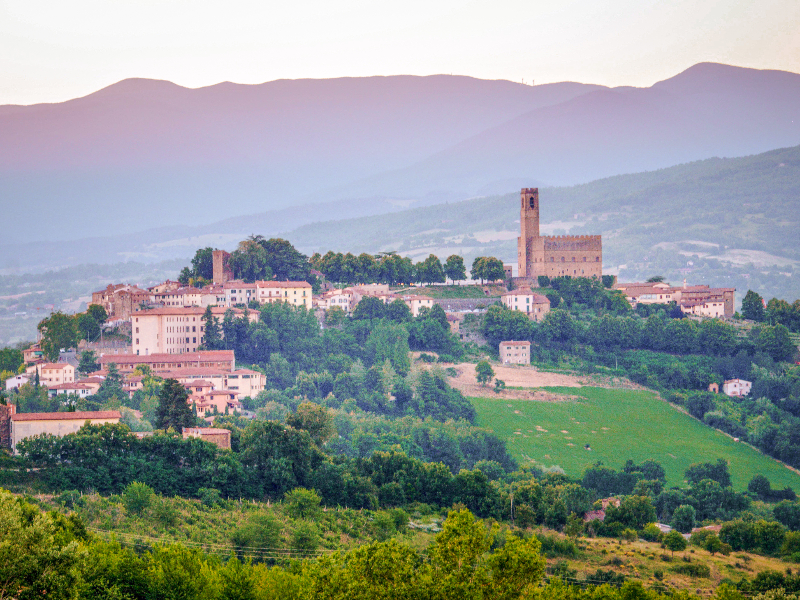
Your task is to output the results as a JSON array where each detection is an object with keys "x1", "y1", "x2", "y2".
[
  {"x1": 136, "y1": 327, "x2": 139, "y2": 333},
  {"x1": 136, "y1": 338, "x2": 139, "y2": 344},
  {"x1": 561, "y1": 257, "x2": 565, "y2": 262}
]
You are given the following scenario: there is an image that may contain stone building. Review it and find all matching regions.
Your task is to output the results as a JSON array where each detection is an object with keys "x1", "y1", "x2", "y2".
[
  {"x1": 517, "y1": 188, "x2": 602, "y2": 280},
  {"x1": 499, "y1": 340, "x2": 531, "y2": 364},
  {"x1": 90, "y1": 284, "x2": 152, "y2": 321},
  {"x1": 212, "y1": 250, "x2": 233, "y2": 284}
]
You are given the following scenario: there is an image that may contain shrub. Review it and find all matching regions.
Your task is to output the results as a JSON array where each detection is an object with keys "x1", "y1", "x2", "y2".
[
  {"x1": 198, "y1": 487, "x2": 222, "y2": 507},
  {"x1": 671, "y1": 563, "x2": 711, "y2": 578},
  {"x1": 641, "y1": 524, "x2": 663, "y2": 542},
  {"x1": 535, "y1": 532, "x2": 579, "y2": 558},
  {"x1": 121, "y1": 481, "x2": 154, "y2": 515},
  {"x1": 284, "y1": 487, "x2": 321, "y2": 519}
]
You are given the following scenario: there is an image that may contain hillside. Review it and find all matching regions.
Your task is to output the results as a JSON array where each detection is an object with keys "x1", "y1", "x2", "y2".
[{"x1": 472, "y1": 386, "x2": 800, "y2": 491}]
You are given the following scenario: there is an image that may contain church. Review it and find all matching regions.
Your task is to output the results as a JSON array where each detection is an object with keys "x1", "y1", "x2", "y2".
[{"x1": 517, "y1": 188, "x2": 602, "y2": 280}]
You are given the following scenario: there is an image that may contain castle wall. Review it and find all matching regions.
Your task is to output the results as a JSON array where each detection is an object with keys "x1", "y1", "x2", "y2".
[
  {"x1": 542, "y1": 235, "x2": 603, "y2": 278},
  {"x1": 517, "y1": 187, "x2": 602, "y2": 281}
]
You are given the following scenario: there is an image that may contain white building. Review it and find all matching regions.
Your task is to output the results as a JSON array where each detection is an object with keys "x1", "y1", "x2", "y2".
[{"x1": 723, "y1": 379, "x2": 752, "y2": 397}]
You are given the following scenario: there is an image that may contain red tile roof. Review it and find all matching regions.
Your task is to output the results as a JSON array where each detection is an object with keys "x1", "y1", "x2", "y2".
[{"x1": 12, "y1": 410, "x2": 121, "y2": 422}]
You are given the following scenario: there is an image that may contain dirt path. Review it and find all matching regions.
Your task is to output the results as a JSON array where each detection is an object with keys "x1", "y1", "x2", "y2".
[{"x1": 432, "y1": 362, "x2": 646, "y2": 401}]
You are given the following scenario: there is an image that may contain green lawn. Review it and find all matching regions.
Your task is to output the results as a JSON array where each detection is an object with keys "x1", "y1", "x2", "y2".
[
  {"x1": 472, "y1": 386, "x2": 800, "y2": 491},
  {"x1": 394, "y1": 285, "x2": 503, "y2": 299}
]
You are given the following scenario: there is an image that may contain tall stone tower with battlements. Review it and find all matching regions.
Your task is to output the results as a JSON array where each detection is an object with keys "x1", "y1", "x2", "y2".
[{"x1": 516, "y1": 188, "x2": 602, "y2": 283}]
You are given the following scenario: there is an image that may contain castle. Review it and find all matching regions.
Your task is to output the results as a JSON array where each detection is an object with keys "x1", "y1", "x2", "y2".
[{"x1": 517, "y1": 188, "x2": 602, "y2": 280}]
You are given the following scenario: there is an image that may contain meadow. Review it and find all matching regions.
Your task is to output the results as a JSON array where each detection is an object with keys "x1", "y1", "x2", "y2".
[{"x1": 472, "y1": 386, "x2": 800, "y2": 491}]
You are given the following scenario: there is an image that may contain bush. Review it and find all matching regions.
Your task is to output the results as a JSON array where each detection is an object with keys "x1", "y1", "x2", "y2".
[
  {"x1": 671, "y1": 563, "x2": 711, "y2": 578},
  {"x1": 284, "y1": 487, "x2": 321, "y2": 519},
  {"x1": 121, "y1": 481, "x2": 155, "y2": 515},
  {"x1": 641, "y1": 524, "x2": 663, "y2": 542},
  {"x1": 535, "y1": 532, "x2": 579, "y2": 558},
  {"x1": 198, "y1": 487, "x2": 223, "y2": 507}
]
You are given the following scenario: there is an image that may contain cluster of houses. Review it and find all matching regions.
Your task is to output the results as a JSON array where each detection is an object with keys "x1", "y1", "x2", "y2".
[{"x1": 613, "y1": 280, "x2": 736, "y2": 319}]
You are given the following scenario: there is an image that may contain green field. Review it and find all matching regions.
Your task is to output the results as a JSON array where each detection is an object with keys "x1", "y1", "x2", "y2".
[{"x1": 472, "y1": 386, "x2": 800, "y2": 491}]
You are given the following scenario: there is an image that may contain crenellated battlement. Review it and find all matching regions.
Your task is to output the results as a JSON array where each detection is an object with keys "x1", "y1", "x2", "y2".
[{"x1": 518, "y1": 187, "x2": 602, "y2": 280}]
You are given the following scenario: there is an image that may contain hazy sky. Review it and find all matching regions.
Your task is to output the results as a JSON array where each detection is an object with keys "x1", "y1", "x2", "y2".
[{"x1": 2, "y1": 0, "x2": 799, "y2": 105}]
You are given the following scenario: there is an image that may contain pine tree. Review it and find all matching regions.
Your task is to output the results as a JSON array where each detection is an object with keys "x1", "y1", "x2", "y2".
[{"x1": 155, "y1": 378, "x2": 194, "y2": 431}]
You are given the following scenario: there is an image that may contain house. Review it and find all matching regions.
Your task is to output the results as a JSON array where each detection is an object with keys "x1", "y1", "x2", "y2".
[
  {"x1": 317, "y1": 288, "x2": 360, "y2": 313},
  {"x1": 152, "y1": 286, "x2": 203, "y2": 307},
  {"x1": 23, "y1": 344, "x2": 44, "y2": 364},
  {"x1": 224, "y1": 369, "x2": 266, "y2": 397},
  {"x1": 5, "y1": 408, "x2": 121, "y2": 452},
  {"x1": 501, "y1": 289, "x2": 551, "y2": 322},
  {"x1": 4, "y1": 374, "x2": 30, "y2": 391},
  {"x1": 100, "y1": 350, "x2": 236, "y2": 374},
  {"x1": 255, "y1": 281, "x2": 313, "y2": 309},
  {"x1": 26, "y1": 363, "x2": 75, "y2": 386},
  {"x1": 47, "y1": 382, "x2": 94, "y2": 399},
  {"x1": 403, "y1": 295, "x2": 435, "y2": 317},
  {"x1": 723, "y1": 378, "x2": 752, "y2": 397},
  {"x1": 499, "y1": 340, "x2": 531, "y2": 364},
  {"x1": 189, "y1": 390, "x2": 242, "y2": 418},
  {"x1": 224, "y1": 281, "x2": 257, "y2": 306},
  {"x1": 613, "y1": 281, "x2": 736, "y2": 318}
]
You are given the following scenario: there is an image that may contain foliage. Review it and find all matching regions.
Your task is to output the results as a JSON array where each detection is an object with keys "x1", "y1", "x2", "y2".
[
  {"x1": 154, "y1": 378, "x2": 195, "y2": 431},
  {"x1": 37, "y1": 311, "x2": 79, "y2": 361},
  {"x1": 471, "y1": 256, "x2": 505, "y2": 284},
  {"x1": 476, "y1": 360, "x2": 495, "y2": 386}
]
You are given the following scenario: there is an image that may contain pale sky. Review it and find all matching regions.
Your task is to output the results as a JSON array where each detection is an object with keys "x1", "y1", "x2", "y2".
[{"x1": 1, "y1": 0, "x2": 799, "y2": 106}]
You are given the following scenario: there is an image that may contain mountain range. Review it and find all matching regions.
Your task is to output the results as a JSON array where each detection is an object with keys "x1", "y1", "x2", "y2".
[{"x1": 2, "y1": 62, "x2": 799, "y2": 251}]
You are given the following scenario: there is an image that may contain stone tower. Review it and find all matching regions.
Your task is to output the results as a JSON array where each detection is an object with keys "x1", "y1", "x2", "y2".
[{"x1": 517, "y1": 188, "x2": 545, "y2": 278}]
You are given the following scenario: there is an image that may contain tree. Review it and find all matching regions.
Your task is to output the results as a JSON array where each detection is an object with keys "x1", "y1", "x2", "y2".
[
  {"x1": 416, "y1": 254, "x2": 445, "y2": 285},
  {"x1": 471, "y1": 257, "x2": 505, "y2": 284},
  {"x1": 671, "y1": 504, "x2": 696, "y2": 533},
  {"x1": 444, "y1": 255, "x2": 466, "y2": 284},
  {"x1": 685, "y1": 458, "x2": 732, "y2": 487},
  {"x1": 75, "y1": 312, "x2": 100, "y2": 341},
  {"x1": 78, "y1": 350, "x2": 100, "y2": 374},
  {"x1": 286, "y1": 401, "x2": 335, "y2": 447},
  {"x1": 202, "y1": 306, "x2": 222, "y2": 350},
  {"x1": 663, "y1": 530, "x2": 688, "y2": 556},
  {"x1": 37, "y1": 311, "x2": 79, "y2": 361},
  {"x1": 190, "y1": 247, "x2": 216, "y2": 280},
  {"x1": 475, "y1": 360, "x2": 495, "y2": 386},
  {"x1": 0, "y1": 490, "x2": 84, "y2": 600},
  {"x1": 742, "y1": 290, "x2": 766, "y2": 322},
  {"x1": 155, "y1": 378, "x2": 194, "y2": 430},
  {"x1": 253, "y1": 237, "x2": 311, "y2": 282},
  {"x1": 229, "y1": 239, "x2": 270, "y2": 282}
]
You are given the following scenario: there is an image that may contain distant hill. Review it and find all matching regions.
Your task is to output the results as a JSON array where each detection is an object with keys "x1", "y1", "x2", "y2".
[
  {"x1": 2, "y1": 63, "x2": 799, "y2": 246},
  {"x1": 280, "y1": 144, "x2": 800, "y2": 302},
  {"x1": 0, "y1": 76, "x2": 599, "y2": 244}
]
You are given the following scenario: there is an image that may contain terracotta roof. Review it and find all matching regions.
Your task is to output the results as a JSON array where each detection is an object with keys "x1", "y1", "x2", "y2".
[
  {"x1": 230, "y1": 369, "x2": 260, "y2": 375},
  {"x1": 48, "y1": 383, "x2": 93, "y2": 390},
  {"x1": 12, "y1": 410, "x2": 121, "y2": 422},
  {"x1": 99, "y1": 351, "x2": 235, "y2": 365},
  {"x1": 224, "y1": 281, "x2": 257, "y2": 289},
  {"x1": 185, "y1": 379, "x2": 214, "y2": 386},
  {"x1": 131, "y1": 306, "x2": 236, "y2": 317},
  {"x1": 500, "y1": 340, "x2": 531, "y2": 346},
  {"x1": 256, "y1": 280, "x2": 312, "y2": 288},
  {"x1": 183, "y1": 427, "x2": 231, "y2": 435},
  {"x1": 38, "y1": 363, "x2": 72, "y2": 370}
]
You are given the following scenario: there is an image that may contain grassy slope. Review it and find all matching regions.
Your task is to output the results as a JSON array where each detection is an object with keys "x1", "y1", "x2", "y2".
[
  {"x1": 472, "y1": 386, "x2": 800, "y2": 491},
  {"x1": 557, "y1": 536, "x2": 787, "y2": 593}
]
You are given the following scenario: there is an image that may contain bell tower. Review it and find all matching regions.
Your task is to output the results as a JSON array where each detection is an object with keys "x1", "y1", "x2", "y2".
[{"x1": 517, "y1": 188, "x2": 544, "y2": 278}]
